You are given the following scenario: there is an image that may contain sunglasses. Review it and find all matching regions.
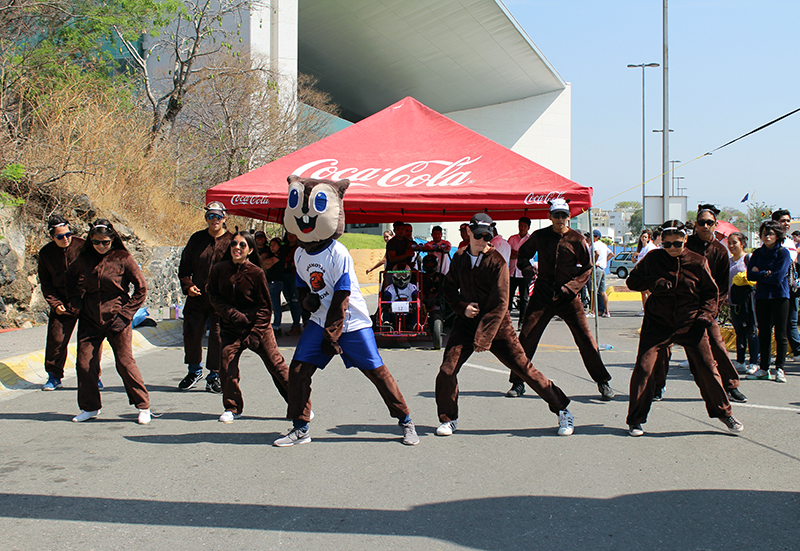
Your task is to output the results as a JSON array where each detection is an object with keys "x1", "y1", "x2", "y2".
[
  {"x1": 230, "y1": 241, "x2": 248, "y2": 249},
  {"x1": 91, "y1": 239, "x2": 112, "y2": 246},
  {"x1": 551, "y1": 212, "x2": 569, "y2": 219},
  {"x1": 54, "y1": 232, "x2": 73, "y2": 240},
  {"x1": 206, "y1": 213, "x2": 225, "y2": 221},
  {"x1": 661, "y1": 241, "x2": 684, "y2": 249},
  {"x1": 695, "y1": 219, "x2": 716, "y2": 227},
  {"x1": 471, "y1": 231, "x2": 492, "y2": 241}
]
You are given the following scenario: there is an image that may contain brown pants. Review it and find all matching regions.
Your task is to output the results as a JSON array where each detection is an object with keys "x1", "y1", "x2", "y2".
[
  {"x1": 219, "y1": 328, "x2": 289, "y2": 415},
  {"x1": 656, "y1": 321, "x2": 740, "y2": 392},
  {"x1": 437, "y1": 316, "x2": 570, "y2": 422},
  {"x1": 183, "y1": 295, "x2": 221, "y2": 372},
  {"x1": 512, "y1": 294, "x2": 611, "y2": 385},
  {"x1": 286, "y1": 362, "x2": 409, "y2": 423},
  {"x1": 76, "y1": 322, "x2": 149, "y2": 412},
  {"x1": 627, "y1": 320, "x2": 732, "y2": 426},
  {"x1": 44, "y1": 310, "x2": 78, "y2": 379}
]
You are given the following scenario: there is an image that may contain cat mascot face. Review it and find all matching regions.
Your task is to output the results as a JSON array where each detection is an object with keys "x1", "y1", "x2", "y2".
[{"x1": 284, "y1": 175, "x2": 350, "y2": 253}]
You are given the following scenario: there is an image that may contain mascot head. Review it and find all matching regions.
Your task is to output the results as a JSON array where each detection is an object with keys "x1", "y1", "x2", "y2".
[{"x1": 284, "y1": 175, "x2": 349, "y2": 252}]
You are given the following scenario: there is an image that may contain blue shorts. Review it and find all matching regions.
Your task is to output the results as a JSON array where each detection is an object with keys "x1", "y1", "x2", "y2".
[{"x1": 292, "y1": 322, "x2": 384, "y2": 370}]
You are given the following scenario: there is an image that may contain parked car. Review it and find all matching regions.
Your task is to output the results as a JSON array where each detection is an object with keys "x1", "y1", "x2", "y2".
[{"x1": 609, "y1": 252, "x2": 636, "y2": 278}]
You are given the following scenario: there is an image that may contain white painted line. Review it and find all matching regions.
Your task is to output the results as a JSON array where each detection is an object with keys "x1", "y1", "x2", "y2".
[
  {"x1": 464, "y1": 362, "x2": 507, "y2": 374},
  {"x1": 735, "y1": 403, "x2": 800, "y2": 413}
]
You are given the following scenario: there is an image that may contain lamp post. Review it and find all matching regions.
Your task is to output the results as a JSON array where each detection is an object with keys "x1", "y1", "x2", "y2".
[
  {"x1": 627, "y1": 62, "x2": 660, "y2": 230},
  {"x1": 669, "y1": 160, "x2": 681, "y2": 194}
]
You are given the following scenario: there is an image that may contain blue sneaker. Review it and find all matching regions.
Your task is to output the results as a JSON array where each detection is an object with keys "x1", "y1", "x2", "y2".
[
  {"x1": 98, "y1": 379, "x2": 104, "y2": 391},
  {"x1": 42, "y1": 377, "x2": 62, "y2": 391}
]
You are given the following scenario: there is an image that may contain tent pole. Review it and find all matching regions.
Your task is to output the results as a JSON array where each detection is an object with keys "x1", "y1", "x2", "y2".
[{"x1": 586, "y1": 209, "x2": 600, "y2": 345}]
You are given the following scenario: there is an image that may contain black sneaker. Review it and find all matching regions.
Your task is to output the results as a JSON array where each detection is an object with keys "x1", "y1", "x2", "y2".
[
  {"x1": 653, "y1": 388, "x2": 663, "y2": 401},
  {"x1": 506, "y1": 383, "x2": 526, "y2": 397},
  {"x1": 598, "y1": 382, "x2": 615, "y2": 401},
  {"x1": 206, "y1": 377, "x2": 222, "y2": 394},
  {"x1": 178, "y1": 371, "x2": 203, "y2": 391},
  {"x1": 727, "y1": 388, "x2": 747, "y2": 403}
]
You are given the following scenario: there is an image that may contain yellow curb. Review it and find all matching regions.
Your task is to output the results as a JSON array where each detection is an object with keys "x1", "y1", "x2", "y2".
[
  {"x1": 607, "y1": 286, "x2": 642, "y2": 302},
  {"x1": 360, "y1": 284, "x2": 380, "y2": 297},
  {"x1": 0, "y1": 320, "x2": 184, "y2": 397}
]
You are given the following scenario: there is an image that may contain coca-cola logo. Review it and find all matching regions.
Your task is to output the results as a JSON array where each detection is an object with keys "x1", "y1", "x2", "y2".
[
  {"x1": 231, "y1": 195, "x2": 270, "y2": 206},
  {"x1": 292, "y1": 157, "x2": 480, "y2": 188},
  {"x1": 524, "y1": 191, "x2": 566, "y2": 205}
]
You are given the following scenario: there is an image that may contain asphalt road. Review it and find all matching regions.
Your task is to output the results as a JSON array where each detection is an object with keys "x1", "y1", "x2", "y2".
[{"x1": 1, "y1": 295, "x2": 799, "y2": 550}]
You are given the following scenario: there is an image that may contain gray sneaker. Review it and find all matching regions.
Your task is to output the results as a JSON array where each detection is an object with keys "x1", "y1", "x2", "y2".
[
  {"x1": 506, "y1": 383, "x2": 526, "y2": 397},
  {"x1": 720, "y1": 415, "x2": 744, "y2": 433},
  {"x1": 273, "y1": 427, "x2": 311, "y2": 447},
  {"x1": 598, "y1": 382, "x2": 615, "y2": 401},
  {"x1": 400, "y1": 421, "x2": 419, "y2": 445}
]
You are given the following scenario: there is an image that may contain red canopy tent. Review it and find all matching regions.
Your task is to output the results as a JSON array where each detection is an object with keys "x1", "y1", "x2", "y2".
[
  {"x1": 206, "y1": 97, "x2": 592, "y2": 223},
  {"x1": 713, "y1": 220, "x2": 740, "y2": 238}
]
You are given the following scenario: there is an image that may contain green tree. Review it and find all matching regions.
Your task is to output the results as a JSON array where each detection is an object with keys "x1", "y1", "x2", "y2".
[
  {"x1": 615, "y1": 200, "x2": 641, "y2": 211},
  {"x1": 628, "y1": 208, "x2": 643, "y2": 234}
]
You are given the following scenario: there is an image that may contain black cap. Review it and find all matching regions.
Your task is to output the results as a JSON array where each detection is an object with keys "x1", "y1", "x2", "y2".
[{"x1": 469, "y1": 213, "x2": 494, "y2": 236}]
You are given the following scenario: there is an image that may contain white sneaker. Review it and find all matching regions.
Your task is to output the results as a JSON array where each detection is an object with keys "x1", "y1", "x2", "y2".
[
  {"x1": 137, "y1": 409, "x2": 151, "y2": 425},
  {"x1": 72, "y1": 410, "x2": 100, "y2": 422},
  {"x1": 636, "y1": 310, "x2": 645, "y2": 317},
  {"x1": 679, "y1": 360, "x2": 690, "y2": 369},
  {"x1": 436, "y1": 420, "x2": 458, "y2": 436},
  {"x1": 557, "y1": 409, "x2": 574, "y2": 436},
  {"x1": 745, "y1": 364, "x2": 759, "y2": 375},
  {"x1": 775, "y1": 368, "x2": 787, "y2": 383},
  {"x1": 747, "y1": 368, "x2": 773, "y2": 380},
  {"x1": 273, "y1": 427, "x2": 311, "y2": 447},
  {"x1": 586, "y1": 311, "x2": 596, "y2": 318},
  {"x1": 219, "y1": 411, "x2": 242, "y2": 423}
]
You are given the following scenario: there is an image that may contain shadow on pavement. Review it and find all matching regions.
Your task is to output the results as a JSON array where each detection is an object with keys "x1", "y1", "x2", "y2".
[{"x1": 0, "y1": 490, "x2": 795, "y2": 550}]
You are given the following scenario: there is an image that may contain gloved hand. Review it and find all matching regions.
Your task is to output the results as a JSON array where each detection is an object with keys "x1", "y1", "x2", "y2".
[{"x1": 303, "y1": 293, "x2": 321, "y2": 313}]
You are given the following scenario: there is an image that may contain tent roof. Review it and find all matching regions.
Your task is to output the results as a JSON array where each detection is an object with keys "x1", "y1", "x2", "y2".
[{"x1": 206, "y1": 97, "x2": 592, "y2": 223}]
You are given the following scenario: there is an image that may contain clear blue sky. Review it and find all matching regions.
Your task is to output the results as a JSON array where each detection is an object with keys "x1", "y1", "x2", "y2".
[{"x1": 505, "y1": 0, "x2": 799, "y2": 216}]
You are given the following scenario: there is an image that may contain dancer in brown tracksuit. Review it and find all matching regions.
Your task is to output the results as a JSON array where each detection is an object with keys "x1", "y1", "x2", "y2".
[
  {"x1": 67, "y1": 219, "x2": 151, "y2": 424},
  {"x1": 207, "y1": 231, "x2": 299, "y2": 423},
  {"x1": 654, "y1": 204, "x2": 746, "y2": 402},
  {"x1": 38, "y1": 216, "x2": 85, "y2": 390},
  {"x1": 177, "y1": 201, "x2": 233, "y2": 393},
  {"x1": 512, "y1": 198, "x2": 614, "y2": 401},
  {"x1": 434, "y1": 213, "x2": 575, "y2": 437},
  {"x1": 625, "y1": 220, "x2": 742, "y2": 436}
]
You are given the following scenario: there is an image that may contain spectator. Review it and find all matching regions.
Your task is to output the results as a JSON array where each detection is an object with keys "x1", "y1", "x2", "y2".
[
  {"x1": 590, "y1": 230, "x2": 613, "y2": 318},
  {"x1": 457, "y1": 223, "x2": 470, "y2": 250},
  {"x1": 727, "y1": 232, "x2": 759, "y2": 375},
  {"x1": 771, "y1": 209, "x2": 800, "y2": 357},
  {"x1": 634, "y1": 229, "x2": 657, "y2": 315},
  {"x1": 386, "y1": 221, "x2": 414, "y2": 271},
  {"x1": 262, "y1": 237, "x2": 286, "y2": 334},
  {"x1": 747, "y1": 220, "x2": 792, "y2": 384},
  {"x1": 422, "y1": 225, "x2": 452, "y2": 274},
  {"x1": 508, "y1": 217, "x2": 532, "y2": 326},
  {"x1": 280, "y1": 232, "x2": 304, "y2": 336},
  {"x1": 366, "y1": 230, "x2": 394, "y2": 275},
  {"x1": 490, "y1": 226, "x2": 511, "y2": 264}
]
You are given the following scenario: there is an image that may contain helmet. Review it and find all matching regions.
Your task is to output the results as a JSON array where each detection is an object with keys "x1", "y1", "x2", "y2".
[
  {"x1": 422, "y1": 254, "x2": 438, "y2": 274},
  {"x1": 392, "y1": 264, "x2": 412, "y2": 289}
]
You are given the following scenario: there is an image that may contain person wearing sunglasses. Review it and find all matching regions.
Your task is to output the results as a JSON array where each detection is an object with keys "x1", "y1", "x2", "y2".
[
  {"x1": 513, "y1": 198, "x2": 615, "y2": 402},
  {"x1": 66, "y1": 219, "x2": 151, "y2": 424},
  {"x1": 656, "y1": 205, "x2": 746, "y2": 403},
  {"x1": 207, "y1": 231, "x2": 300, "y2": 424},
  {"x1": 37, "y1": 215, "x2": 85, "y2": 391},
  {"x1": 747, "y1": 219, "x2": 792, "y2": 384},
  {"x1": 770, "y1": 209, "x2": 800, "y2": 360},
  {"x1": 625, "y1": 220, "x2": 742, "y2": 436},
  {"x1": 176, "y1": 201, "x2": 233, "y2": 393},
  {"x1": 434, "y1": 213, "x2": 574, "y2": 437}
]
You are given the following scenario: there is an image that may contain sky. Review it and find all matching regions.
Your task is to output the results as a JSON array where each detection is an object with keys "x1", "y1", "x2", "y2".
[{"x1": 504, "y1": 0, "x2": 799, "y2": 217}]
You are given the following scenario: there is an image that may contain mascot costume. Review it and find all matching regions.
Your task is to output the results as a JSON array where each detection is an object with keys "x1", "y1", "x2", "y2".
[{"x1": 273, "y1": 176, "x2": 419, "y2": 447}]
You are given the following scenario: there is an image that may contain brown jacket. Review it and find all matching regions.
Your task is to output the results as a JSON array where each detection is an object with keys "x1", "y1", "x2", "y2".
[
  {"x1": 208, "y1": 259, "x2": 272, "y2": 339},
  {"x1": 686, "y1": 233, "x2": 729, "y2": 307},
  {"x1": 38, "y1": 237, "x2": 85, "y2": 311},
  {"x1": 627, "y1": 248, "x2": 718, "y2": 333},
  {"x1": 68, "y1": 248, "x2": 147, "y2": 330},
  {"x1": 517, "y1": 227, "x2": 592, "y2": 302},
  {"x1": 443, "y1": 246, "x2": 509, "y2": 350},
  {"x1": 178, "y1": 229, "x2": 233, "y2": 294}
]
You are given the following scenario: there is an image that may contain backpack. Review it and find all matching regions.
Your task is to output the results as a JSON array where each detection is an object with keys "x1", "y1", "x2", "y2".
[{"x1": 790, "y1": 260, "x2": 800, "y2": 296}]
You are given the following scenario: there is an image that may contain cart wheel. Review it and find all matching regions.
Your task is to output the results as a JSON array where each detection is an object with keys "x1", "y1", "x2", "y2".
[{"x1": 432, "y1": 319, "x2": 443, "y2": 350}]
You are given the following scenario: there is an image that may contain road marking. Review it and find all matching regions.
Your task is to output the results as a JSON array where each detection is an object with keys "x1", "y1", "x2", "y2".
[
  {"x1": 735, "y1": 403, "x2": 800, "y2": 413},
  {"x1": 464, "y1": 363, "x2": 507, "y2": 374}
]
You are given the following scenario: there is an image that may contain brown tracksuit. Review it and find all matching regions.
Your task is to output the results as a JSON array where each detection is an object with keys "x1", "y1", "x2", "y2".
[
  {"x1": 435, "y1": 246, "x2": 570, "y2": 422},
  {"x1": 208, "y1": 259, "x2": 291, "y2": 415},
  {"x1": 38, "y1": 237, "x2": 85, "y2": 379},
  {"x1": 68, "y1": 248, "x2": 149, "y2": 412},
  {"x1": 513, "y1": 226, "x2": 611, "y2": 385},
  {"x1": 178, "y1": 229, "x2": 233, "y2": 372},
  {"x1": 626, "y1": 248, "x2": 732, "y2": 426}
]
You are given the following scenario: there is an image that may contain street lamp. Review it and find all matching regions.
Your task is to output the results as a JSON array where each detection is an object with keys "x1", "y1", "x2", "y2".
[
  {"x1": 674, "y1": 176, "x2": 686, "y2": 196},
  {"x1": 670, "y1": 160, "x2": 681, "y2": 194},
  {"x1": 628, "y1": 62, "x2": 660, "y2": 230}
]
